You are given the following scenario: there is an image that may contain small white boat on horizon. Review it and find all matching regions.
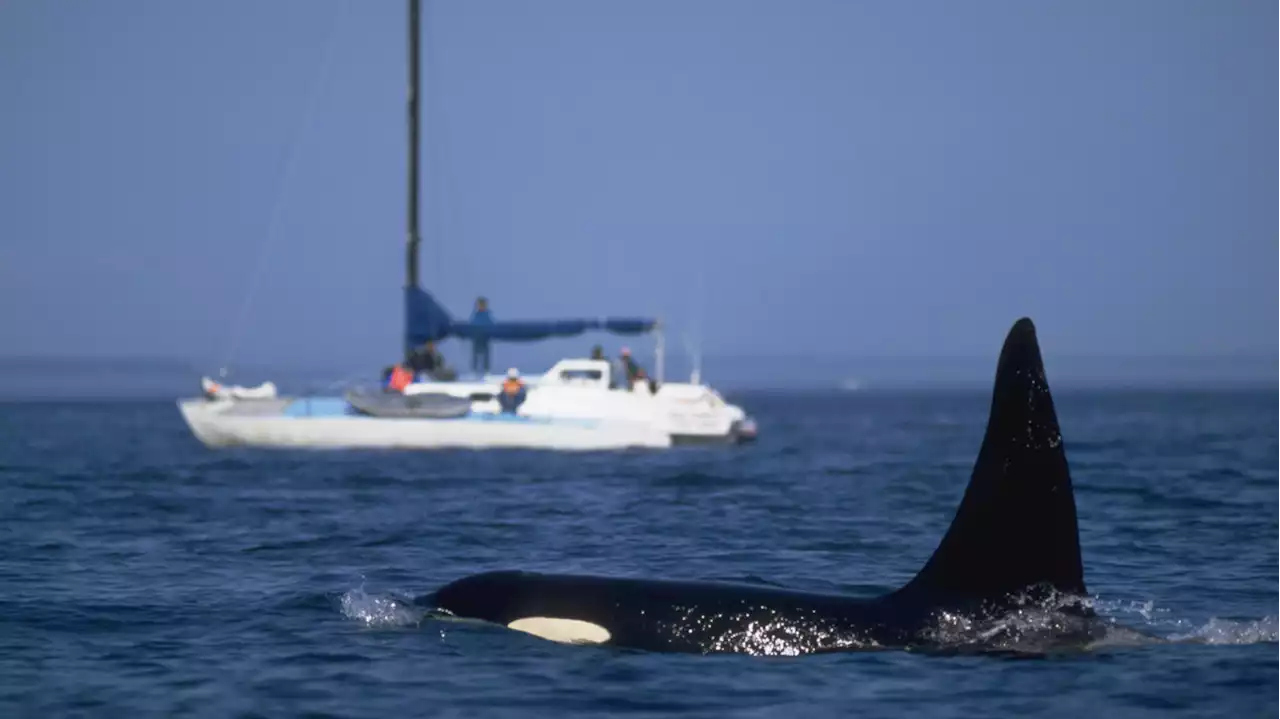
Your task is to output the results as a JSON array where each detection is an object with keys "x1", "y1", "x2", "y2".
[{"x1": 180, "y1": 358, "x2": 757, "y2": 451}]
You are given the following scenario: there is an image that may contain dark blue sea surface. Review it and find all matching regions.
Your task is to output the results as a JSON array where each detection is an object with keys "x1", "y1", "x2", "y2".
[{"x1": 0, "y1": 389, "x2": 1275, "y2": 717}]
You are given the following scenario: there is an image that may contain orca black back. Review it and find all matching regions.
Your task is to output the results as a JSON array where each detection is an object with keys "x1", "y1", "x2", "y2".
[{"x1": 421, "y1": 317, "x2": 1095, "y2": 654}]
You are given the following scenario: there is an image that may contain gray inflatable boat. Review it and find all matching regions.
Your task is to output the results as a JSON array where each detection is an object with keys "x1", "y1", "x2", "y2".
[{"x1": 345, "y1": 390, "x2": 473, "y2": 419}]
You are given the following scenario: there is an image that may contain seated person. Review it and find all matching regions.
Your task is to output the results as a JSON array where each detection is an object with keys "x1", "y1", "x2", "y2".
[
  {"x1": 628, "y1": 367, "x2": 658, "y2": 395},
  {"x1": 497, "y1": 368, "x2": 527, "y2": 414},
  {"x1": 384, "y1": 364, "x2": 414, "y2": 393},
  {"x1": 406, "y1": 341, "x2": 457, "y2": 381},
  {"x1": 642, "y1": 369, "x2": 658, "y2": 394},
  {"x1": 630, "y1": 368, "x2": 653, "y2": 396}
]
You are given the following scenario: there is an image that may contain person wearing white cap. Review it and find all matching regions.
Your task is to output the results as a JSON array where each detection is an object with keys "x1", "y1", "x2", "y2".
[
  {"x1": 617, "y1": 346, "x2": 642, "y2": 390},
  {"x1": 498, "y1": 367, "x2": 527, "y2": 413}
]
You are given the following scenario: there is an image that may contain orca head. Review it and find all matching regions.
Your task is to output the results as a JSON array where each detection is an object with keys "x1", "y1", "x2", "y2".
[
  {"x1": 422, "y1": 570, "x2": 615, "y2": 646},
  {"x1": 422, "y1": 570, "x2": 527, "y2": 624}
]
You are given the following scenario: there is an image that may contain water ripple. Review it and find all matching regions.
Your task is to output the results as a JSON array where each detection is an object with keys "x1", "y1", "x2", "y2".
[{"x1": 0, "y1": 391, "x2": 1273, "y2": 717}]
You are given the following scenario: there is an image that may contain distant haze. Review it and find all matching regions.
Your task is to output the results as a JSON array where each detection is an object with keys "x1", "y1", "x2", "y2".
[
  {"x1": 0, "y1": 349, "x2": 1273, "y2": 401},
  {"x1": 0, "y1": 0, "x2": 1275, "y2": 388}
]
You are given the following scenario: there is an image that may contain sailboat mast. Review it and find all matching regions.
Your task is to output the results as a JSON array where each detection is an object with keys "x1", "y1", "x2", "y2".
[{"x1": 406, "y1": 0, "x2": 421, "y2": 290}]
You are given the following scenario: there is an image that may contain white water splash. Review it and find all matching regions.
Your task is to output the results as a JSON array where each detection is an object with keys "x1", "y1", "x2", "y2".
[
  {"x1": 1087, "y1": 597, "x2": 1277, "y2": 646},
  {"x1": 339, "y1": 586, "x2": 423, "y2": 628},
  {"x1": 1166, "y1": 615, "x2": 1278, "y2": 646},
  {"x1": 916, "y1": 591, "x2": 1278, "y2": 653}
]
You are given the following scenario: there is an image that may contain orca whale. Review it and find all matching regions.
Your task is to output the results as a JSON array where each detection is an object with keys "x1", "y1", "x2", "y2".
[{"x1": 418, "y1": 317, "x2": 1100, "y2": 655}]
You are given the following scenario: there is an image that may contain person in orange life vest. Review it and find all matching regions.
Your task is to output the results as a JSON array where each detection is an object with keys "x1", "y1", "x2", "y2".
[
  {"x1": 497, "y1": 367, "x2": 527, "y2": 413},
  {"x1": 386, "y1": 364, "x2": 414, "y2": 393}
]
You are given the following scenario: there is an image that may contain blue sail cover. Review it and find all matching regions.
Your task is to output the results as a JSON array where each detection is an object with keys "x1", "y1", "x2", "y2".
[
  {"x1": 404, "y1": 287, "x2": 454, "y2": 347},
  {"x1": 404, "y1": 287, "x2": 656, "y2": 349}
]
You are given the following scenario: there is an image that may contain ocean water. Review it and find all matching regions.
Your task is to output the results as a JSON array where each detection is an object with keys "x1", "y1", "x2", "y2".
[{"x1": 0, "y1": 389, "x2": 1274, "y2": 718}]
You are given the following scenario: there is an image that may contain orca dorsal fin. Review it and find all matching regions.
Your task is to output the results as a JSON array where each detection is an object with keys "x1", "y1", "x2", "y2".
[{"x1": 897, "y1": 318, "x2": 1086, "y2": 605}]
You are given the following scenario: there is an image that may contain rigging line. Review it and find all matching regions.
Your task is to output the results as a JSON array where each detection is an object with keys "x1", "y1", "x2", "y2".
[
  {"x1": 423, "y1": 0, "x2": 444, "y2": 298},
  {"x1": 421, "y1": 2, "x2": 475, "y2": 315},
  {"x1": 686, "y1": 261, "x2": 706, "y2": 384},
  {"x1": 218, "y1": 0, "x2": 350, "y2": 378},
  {"x1": 422, "y1": 0, "x2": 463, "y2": 307}
]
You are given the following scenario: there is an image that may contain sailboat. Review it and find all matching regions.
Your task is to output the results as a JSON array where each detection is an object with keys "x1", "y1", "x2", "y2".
[{"x1": 177, "y1": 0, "x2": 757, "y2": 451}]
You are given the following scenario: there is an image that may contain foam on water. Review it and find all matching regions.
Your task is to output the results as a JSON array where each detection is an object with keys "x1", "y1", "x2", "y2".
[
  {"x1": 920, "y1": 594, "x2": 1279, "y2": 654},
  {"x1": 1095, "y1": 598, "x2": 1278, "y2": 646},
  {"x1": 1169, "y1": 616, "x2": 1279, "y2": 645},
  {"x1": 339, "y1": 585, "x2": 423, "y2": 628},
  {"x1": 4, "y1": 393, "x2": 1273, "y2": 716}
]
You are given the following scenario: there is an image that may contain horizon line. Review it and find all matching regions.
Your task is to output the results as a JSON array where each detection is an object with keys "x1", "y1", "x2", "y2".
[{"x1": 2, "y1": 351, "x2": 1276, "y2": 365}]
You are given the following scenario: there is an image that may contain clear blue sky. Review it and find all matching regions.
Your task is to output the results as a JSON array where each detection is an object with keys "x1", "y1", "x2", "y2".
[{"x1": 0, "y1": 0, "x2": 1274, "y2": 379}]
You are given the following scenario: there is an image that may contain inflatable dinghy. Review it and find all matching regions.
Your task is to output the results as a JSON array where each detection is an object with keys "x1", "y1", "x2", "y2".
[{"x1": 344, "y1": 390, "x2": 472, "y2": 419}]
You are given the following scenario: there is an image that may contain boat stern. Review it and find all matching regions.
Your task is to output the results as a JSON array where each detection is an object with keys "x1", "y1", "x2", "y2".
[{"x1": 732, "y1": 415, "x2": 758, "y2": 443}]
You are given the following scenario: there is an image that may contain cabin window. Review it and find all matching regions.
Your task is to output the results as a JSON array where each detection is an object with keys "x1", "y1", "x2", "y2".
[{"x1": 559, "y1": 369, "x2": 603, "y2": 382}]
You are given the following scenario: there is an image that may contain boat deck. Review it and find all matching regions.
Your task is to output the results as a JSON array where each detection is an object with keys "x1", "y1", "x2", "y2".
[{"x1": 207, "y1": 397, "x2": 601, "y2": 427}]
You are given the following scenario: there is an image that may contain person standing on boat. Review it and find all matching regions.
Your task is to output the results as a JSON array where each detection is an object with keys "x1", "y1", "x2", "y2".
[
  {"x1": 618, "y1": 347, "x2": 643, "y2": 390},
  {"x1": 497, "y1": 368, "x2": 527, "y2": 413},
  {"x1": 591, "y1": 345, "x2": 622, "y2": 388},
  {"x1": 591, "y1": 345, "x2": 610, "y2": 385},
  {"x1": 470, "y1": 296, "x2": 494, "y2": 376}
]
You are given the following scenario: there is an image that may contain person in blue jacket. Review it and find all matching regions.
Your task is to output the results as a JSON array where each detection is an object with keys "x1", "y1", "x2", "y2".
[{"x1": 470, "y1": 296, "x2": 493, "y2": 375}]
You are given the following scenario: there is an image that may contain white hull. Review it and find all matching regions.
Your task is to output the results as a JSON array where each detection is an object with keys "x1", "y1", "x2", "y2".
[
  {"x1": 178, "y1": 398, "x2": 672, "y2": 451},
  {"x1": 179, "y1": 359, "x2": 756, "y2": 452}
]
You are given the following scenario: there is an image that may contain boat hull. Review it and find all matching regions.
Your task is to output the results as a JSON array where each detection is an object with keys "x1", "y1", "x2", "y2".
[
  {"x1": 672, "y1": 417, "x2": 758, "y2": 446},
  {"x1": 177, "y1": 398, "x2": 674, "y2": 451}
]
